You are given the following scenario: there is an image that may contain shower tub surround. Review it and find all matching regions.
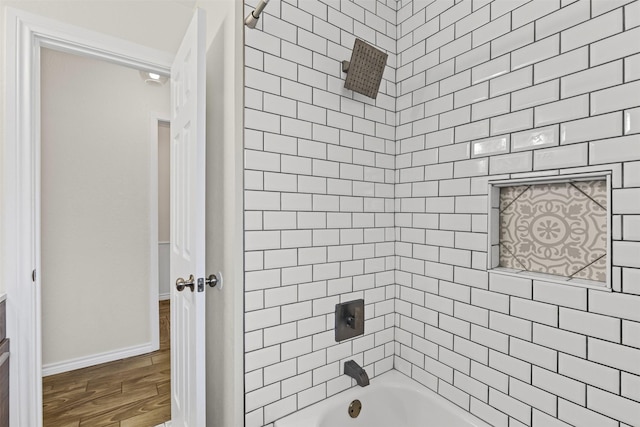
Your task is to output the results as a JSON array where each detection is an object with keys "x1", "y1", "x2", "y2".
[
  {"x1": 394, "y1": 0, "x2": 640, "y2": 426},
  {"x1": 243, "y1": 1, "x2": 397, "y2": 426},
  {"x1": 245, "y1": 0, "x2": 640, "y2": 426}
]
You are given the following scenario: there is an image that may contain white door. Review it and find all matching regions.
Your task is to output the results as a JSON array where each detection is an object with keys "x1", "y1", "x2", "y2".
[{"x1": 170, "y1": 8, "x2": 207, "y2": 427}]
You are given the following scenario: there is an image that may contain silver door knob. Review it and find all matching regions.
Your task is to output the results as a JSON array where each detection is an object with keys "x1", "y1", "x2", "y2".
[
  {"x1": 176, "y1": 274, "x2": 195, "y2": 292},
  {"x1": 206, "y1": 273, "x2": 219, "y2": 288}
]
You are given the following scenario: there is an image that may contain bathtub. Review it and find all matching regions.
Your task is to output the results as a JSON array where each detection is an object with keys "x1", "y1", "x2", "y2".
[{"x1": 274, "y1": 370, "x2": 491, "y2": 427}]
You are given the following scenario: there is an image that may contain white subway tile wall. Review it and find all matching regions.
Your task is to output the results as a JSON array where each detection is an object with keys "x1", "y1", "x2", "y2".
[
  {"x1": 244, "y1": 1, "x2": 397, "y2": 425},
  {"x1": 395, "y1": 1, "x2": 640, "y2": 427},
  {"x1": 245, "y1": 0, "x2": 640, "y2": 426}
]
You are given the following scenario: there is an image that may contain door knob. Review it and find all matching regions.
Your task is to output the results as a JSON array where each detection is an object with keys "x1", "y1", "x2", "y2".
[
  {"x1": 176, "y1": 274, "x2": 195, "y2": 292},
  {"x1": 206, "y1": 272, "x2": 223, "y2": 290},
  {"x1": 206, "y1": 273, "x2": 220, "y2": 288}
]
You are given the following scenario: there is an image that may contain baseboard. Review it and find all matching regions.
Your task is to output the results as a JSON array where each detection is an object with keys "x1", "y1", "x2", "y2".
[
  {"x1": 42, "y1": 341, "x2": 157, "y2": 376},
  {"x1": 159, "y1": 292, "x2": 170, "y2": 301}
]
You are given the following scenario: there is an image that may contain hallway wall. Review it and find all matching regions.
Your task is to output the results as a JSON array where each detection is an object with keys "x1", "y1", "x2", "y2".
[
  {"x1": 395, "y1": 1, "x2": 640, "y2": 426},
  {"x1": 243, "y1": 1, "x2": 398, "y2": 425},
  {"x1": 40, "y1": 48, "x2": 169, "y2": 373}
]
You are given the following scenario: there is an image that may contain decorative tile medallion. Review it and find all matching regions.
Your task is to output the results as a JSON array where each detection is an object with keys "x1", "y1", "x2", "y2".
[{"x1": 499, "y1": 180, "x2": 607, "y2": 282}]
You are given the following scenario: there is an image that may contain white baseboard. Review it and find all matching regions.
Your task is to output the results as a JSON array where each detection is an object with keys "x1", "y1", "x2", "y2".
[
  {"x1": 159, "y1": 292, "x2": 170, "y2": 301},
  {"x1": 42, "y1": 341, "x2": 157, "y2": 376}
]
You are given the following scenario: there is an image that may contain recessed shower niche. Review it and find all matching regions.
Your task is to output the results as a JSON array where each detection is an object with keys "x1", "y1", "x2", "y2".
[{"x1": 488, "y1": 173, "x2": 611, "y2": 288}]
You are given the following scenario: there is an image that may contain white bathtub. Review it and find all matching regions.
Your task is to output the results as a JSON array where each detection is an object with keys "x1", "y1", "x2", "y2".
[{"x1": 274, "y1": 370, "x2": 491, "y2": 427}]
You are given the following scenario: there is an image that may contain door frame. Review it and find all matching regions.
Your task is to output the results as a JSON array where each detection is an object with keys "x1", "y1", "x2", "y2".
[{"x1": 3, "y1": 8, "x2": 174, "y2": 426}]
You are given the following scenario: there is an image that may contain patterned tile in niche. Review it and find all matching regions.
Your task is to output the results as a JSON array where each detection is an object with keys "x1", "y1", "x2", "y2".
[{"x1": 499, "y1": 180, "x2": 607, "y2": 282}]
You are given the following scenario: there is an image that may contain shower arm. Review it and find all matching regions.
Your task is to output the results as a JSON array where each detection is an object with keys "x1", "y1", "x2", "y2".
[
  {"x1": 252, "y1": 0, "x2": 269, "y2": 18},
  {"x1": 245, "y1": 0, "x2": 270, "y2": 29}
]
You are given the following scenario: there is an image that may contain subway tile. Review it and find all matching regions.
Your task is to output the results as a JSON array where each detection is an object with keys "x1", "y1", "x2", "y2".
[
  {"x1": 510, "y1": 337, "x2": 558, "y2": 371},
  {"x1": 589, "y1": 134, "x2": 640, "y2": 164},
  {"x1": 533, "y1": 143, "x2": 588, "y2": 170},
  {"x1": 512, "y1": 125, "x2": 558, "y2": 152},
  {"x1": 511, "y1": 298, "x2": 558, "y2": 326},
  {"x1": 441, "y1": 35, "x2": 473, "y2": 63},
  {"x1": 456, "y1": 44, "x2": 491, "y2": 73},
  {"x1": 512, "y1": 80, "x2": 559, "y2": 110},
  {"x1": 471, "y1": 55, "x2": 511, "y2": 84},
  {"x1": 243, "y1": 1, "x2": 640, "y2": 422},
  {"x1": 471, "y1": 360, "x2": 509, "y2": 393},
  {"x1": 472, "y1": 135, "x2": 510, "y2": 157},
  {"x1": 592, "y1": 0, "x2": 636, "y2": 16},
  {"x1": 591, "y1": 81, "x2": 640, "y2": 115},
  {"x1": 490, "y1": 151, "x2": 533, "y2": 174},
  {"x1": 561, "y1": 307, "x2": 621, "y2": 342},
  {"x1": 534, "y1": 95, "x2": 589, "y2": 127},
  {"x1": 627, "y1": 0, "x2": 640, "y2": 29},
  {"x1": 490, "y1": 67, "x2": 532, "y2": 97},
  {"x1": 489, "y1": 273, "x2": 532, "y2": 299},
  {"x1": 489, "y1": 312, "x2": 532, "y2": 341},
  {"x1": 622, "y1": 320, "x2": 640, "y2": 348},
  {"x1": 534, "y1": 46, "x2": 589, "y2": 84},
  {"x1": 471, "y1": 94, "x2": 510, "y2": 121},
  {"x1": 559, "y1": 398, "x2": 619, "y2": 427},
  {"x1": 533, "y1": 366, "x2": 586, "y2": 406},
  {"x1": 456, "y1": 5, "x2": 491, "y2": 36},
  {"x1": 622, "y1": 372, "x2": 640, "y2": 403},
  {"x1": 454, "y1": 82, "x2": 489, "y2": 108},
  {"x1": 560, "y1": 353, "x2": 620, "y2": 393},
  {"x1": 490, "y1": 0, "x2": 529, "y2": 19},
  {"x1": 561, "y1": 8, "x2": 623, "y2": 53},
  {"x1": 491, "y1": 23, "x2": 534, "y2": 59},
  {"x1": 533, "y1": 409, "x2": 573, "y2": 427},
  {"x1": 473, "y1": 14, "x2": 511, "y2": 47},
  {"x1": 587, "y1": 386, "x2": 640, "y2": 427},
  {"x1": 614, "y1": 188, "x2": 640, "y2": 213},
  {"x1": 440, "y1": 70, "x2": 471, "y2": 96},
  {"x1": 536, "y1": 0, "x2": 590, "y2": 40},
  {"x1": 489, "y1": 388, "x2": 531, "y2": 425},
  {"x1": 591, "y1": 26, "x2": 640, "y2": 67},
  {"x1": 624, "y1": 51, "x2": 640, "y2": 83},
  {"x1": 512, "y1": 35, "x2": 560, "y2": 72},
  {"x1": 456, "y1": 120, "x2": 490, "y2": 143},
  {"x1": 510, "y1": 377, "x2": 557, "y2": 417},
  {"x1": 561, "y1": 60, "x2": 623, "y2": 98},
  {"x1": 534, "y1": 323, "x2": 586, "y2": 357},
  {"x1": 471, "y1": 398, "x2": 508, "y2": 427},
  {"x1": 626, "y1": 107, "x2": 640, "y2": 135},
  {"x1": 561, "y1": 112, "x2": 623, "y2": 145}
]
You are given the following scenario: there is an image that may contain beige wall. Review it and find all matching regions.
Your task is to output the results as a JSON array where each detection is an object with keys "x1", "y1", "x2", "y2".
[
  {"x1": 0, "y1": 1, "x2": 195, "y2": 295},
  {"x1": 200, "y1": 1, "x2": 245, "y2": 425},
  {"x1": 40, "y1": 47, "x2": 170, "y2": 368},
  {"x1": 158, "y1": 122, "x2": 170, "y2": 243}
]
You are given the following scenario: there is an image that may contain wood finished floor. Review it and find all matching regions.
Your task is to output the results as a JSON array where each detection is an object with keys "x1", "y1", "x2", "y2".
[{"x1": 43, "y1": 300, "x2": 171, "y2": 427}]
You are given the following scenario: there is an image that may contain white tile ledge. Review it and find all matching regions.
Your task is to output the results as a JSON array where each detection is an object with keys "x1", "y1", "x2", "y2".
[{"x1": 489, "y1": 267, "x2": 611, "y2": 292}]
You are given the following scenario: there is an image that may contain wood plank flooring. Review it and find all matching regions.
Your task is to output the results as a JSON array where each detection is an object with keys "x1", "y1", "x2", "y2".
[{"x1": 43, "y1": 300, "x2": 171, "y2": 427}]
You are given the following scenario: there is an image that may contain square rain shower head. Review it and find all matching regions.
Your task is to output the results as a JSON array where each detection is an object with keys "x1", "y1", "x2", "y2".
[{"x1": 343, "y1": 39, "x2": 388, "y2": 99}]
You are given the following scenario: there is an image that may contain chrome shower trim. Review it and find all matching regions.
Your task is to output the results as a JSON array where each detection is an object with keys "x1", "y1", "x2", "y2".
[{"x1": 245, "y1": 0, "x2": 270, "y2": 29}]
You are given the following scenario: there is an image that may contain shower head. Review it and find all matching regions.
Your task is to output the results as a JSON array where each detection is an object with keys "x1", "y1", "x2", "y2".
[
  {"x1": 342, "y1": 39, "x2": 388, "y2": 99},
  {"x1": 245, "y1": 0, "x2": 270, "y2": 29}
]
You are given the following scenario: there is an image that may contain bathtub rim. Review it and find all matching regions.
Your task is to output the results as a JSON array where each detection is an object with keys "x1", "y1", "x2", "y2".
[{"x1": 274, "y1": 369, "x2": 493, "y2": 427}]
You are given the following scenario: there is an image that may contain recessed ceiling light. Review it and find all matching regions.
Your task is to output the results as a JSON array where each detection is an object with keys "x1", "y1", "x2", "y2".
[{"x1": 139, "y1": 70, "x2": 168, "y2": 86}]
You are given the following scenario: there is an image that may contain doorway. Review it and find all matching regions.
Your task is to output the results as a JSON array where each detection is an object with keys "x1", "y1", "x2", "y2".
[
  {"x1": 38, "y1": 47, "x2": 172, "y2": 425},
  {"x1": 4, "y1": 6, "x2": 245, "y2": 426}
]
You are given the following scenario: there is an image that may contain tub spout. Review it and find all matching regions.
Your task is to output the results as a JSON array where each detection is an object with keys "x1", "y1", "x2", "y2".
[{"x1": 344, "y1": 360, "x2": 369, "y2": 387}]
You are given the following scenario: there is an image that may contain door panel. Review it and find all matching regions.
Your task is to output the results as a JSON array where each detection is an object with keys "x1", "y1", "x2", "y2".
[{"x1": 170, "y1": 8, "x2": 207, "y2": 427}]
